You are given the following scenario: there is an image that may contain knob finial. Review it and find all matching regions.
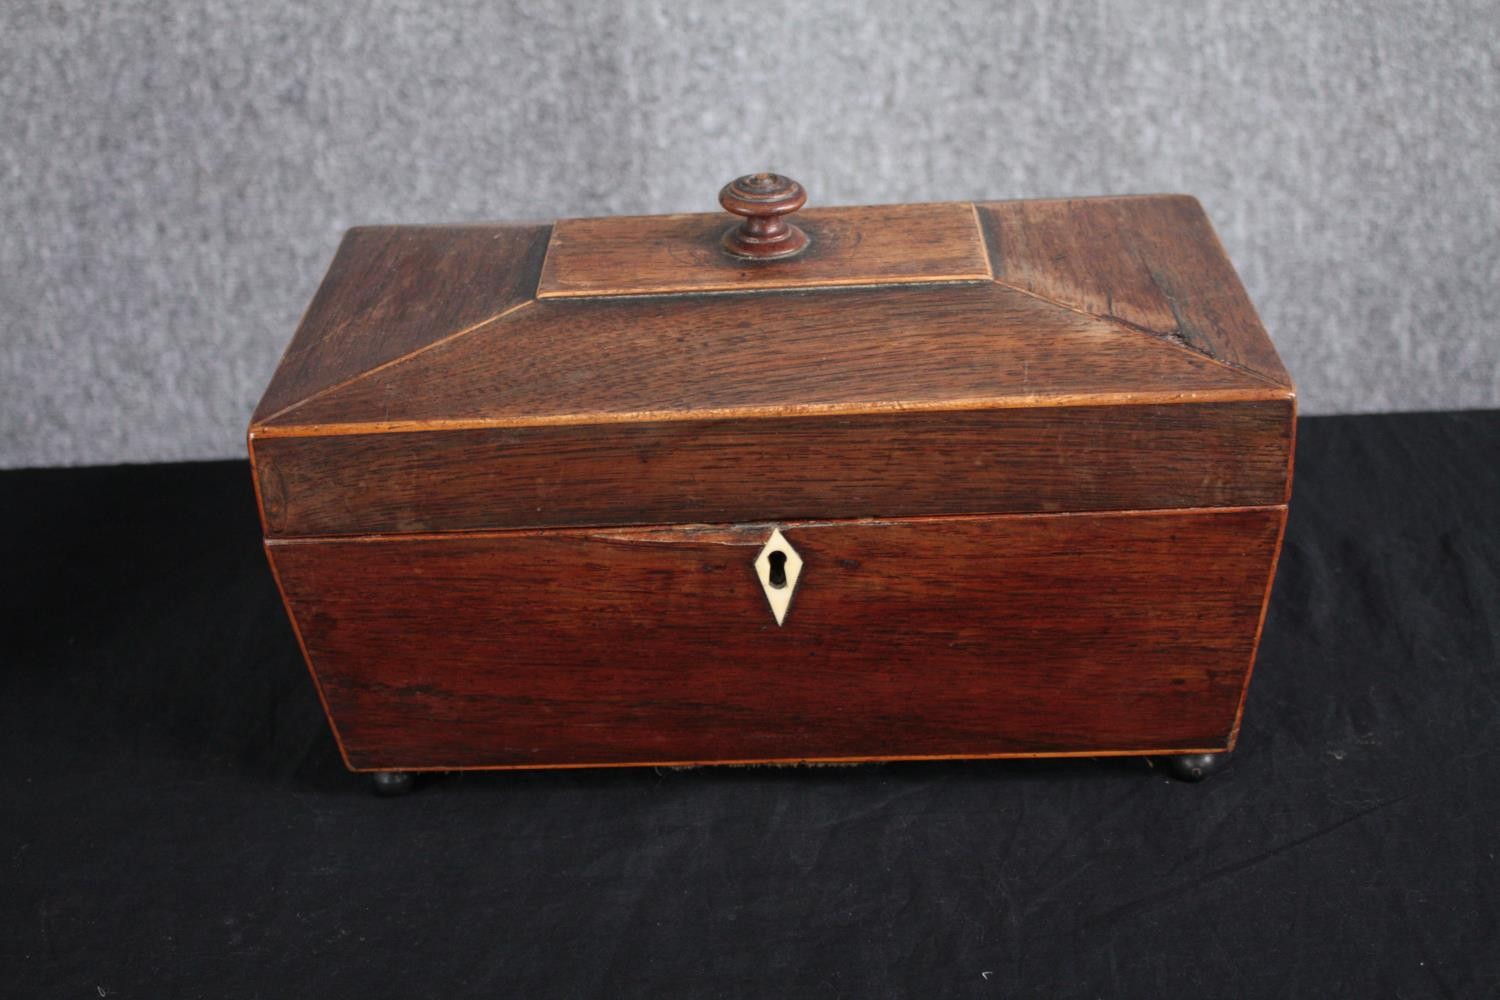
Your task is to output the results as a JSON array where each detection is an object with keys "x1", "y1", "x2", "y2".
[{"x1": 718, "y1": 173, "x2": 810, "y2": 260}]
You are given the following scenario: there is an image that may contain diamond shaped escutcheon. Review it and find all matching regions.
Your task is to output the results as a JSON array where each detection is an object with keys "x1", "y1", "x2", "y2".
[{"x1": 754, "y1": 529, "x2": 803, "y2": 626}]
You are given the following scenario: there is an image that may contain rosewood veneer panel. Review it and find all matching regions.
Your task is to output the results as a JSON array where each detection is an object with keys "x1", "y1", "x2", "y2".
[
  {"x1": 269, "y1": 507, "x2": 1285, "y2": 770},
  {"x1": 253, "y1": 400, "x2": 1292, "y2": 537},
  {"x1": 253, "y1": 223, "x2": 551, "y2": 423},
  {"x1": 979, "y1": 196, "x2": 1289, "y2": 383},
  {"x1": 538, "y1": 203, "x2": 991, "y2": 297},
  {"x1": 259, "y1": 281, "x2": 1272, "y2": 431}
]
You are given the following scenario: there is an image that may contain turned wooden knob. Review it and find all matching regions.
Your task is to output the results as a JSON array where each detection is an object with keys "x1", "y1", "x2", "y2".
[{"x1": 718, "y1": 173, "x2": 810, "y2": 260}]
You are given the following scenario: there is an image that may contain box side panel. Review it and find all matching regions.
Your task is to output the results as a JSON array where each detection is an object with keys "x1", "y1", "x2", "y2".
[
  {"x1": 252, "y1": 399, "x2": 1294, "y2": 537},
  {"x1": 979, "y1": 196, "x2": 1291, "y2": 386},
  {"x1": 268, "y1": 506, "x2": 1285, "y2": 770},
  {"x1": 251, "y1": 224, "x2": 551, "y2": 424}
]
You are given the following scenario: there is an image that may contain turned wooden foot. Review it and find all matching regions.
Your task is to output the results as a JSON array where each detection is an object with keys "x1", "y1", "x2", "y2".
[
  {"x1": 1163, "y1": 753, "x2": 1225, "y2": 782},
  {"x1": 368, "y1": 771, "x2": 415, "y2": 796}
]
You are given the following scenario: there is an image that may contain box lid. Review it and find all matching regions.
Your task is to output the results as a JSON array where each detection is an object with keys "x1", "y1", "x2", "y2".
[{"x1": 250, "y1": 174, "x2": 1294, "y2": 538}]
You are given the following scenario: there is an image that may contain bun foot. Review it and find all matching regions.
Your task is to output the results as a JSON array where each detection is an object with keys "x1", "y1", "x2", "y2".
[
  {"x1": 368, "y1": 770, "x2": 415, "y2": 796},
  {"x1": 1163, "y1": 753, "x2": 1225, "y2": 783}
]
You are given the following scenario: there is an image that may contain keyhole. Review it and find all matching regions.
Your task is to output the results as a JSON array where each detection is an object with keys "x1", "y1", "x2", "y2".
[{"x1": 767, "y1": 550, "x2": 788, "y2": 589}]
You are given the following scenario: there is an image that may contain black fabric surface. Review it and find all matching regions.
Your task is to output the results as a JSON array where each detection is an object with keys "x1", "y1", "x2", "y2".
[{"x1": 3, "y1": 411, "x2": 1498, "y2": 998}]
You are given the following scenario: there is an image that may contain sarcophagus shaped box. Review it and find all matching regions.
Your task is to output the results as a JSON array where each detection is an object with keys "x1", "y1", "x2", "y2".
[{"x1": 249, "y1": 173, "x2": 1294, "y2": 790}]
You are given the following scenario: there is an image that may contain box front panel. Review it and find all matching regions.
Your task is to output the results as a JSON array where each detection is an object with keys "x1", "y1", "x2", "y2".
[{"x1": 268, "y1": 507, "x2": 1284, "y2": 771}]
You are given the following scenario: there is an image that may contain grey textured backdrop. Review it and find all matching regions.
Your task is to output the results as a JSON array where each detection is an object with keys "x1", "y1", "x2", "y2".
[{"x1": 2, "y1": 1, "x2": 1497, "y2": 468}]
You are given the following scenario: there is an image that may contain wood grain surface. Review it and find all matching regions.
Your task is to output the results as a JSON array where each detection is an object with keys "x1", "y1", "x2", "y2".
[
  {"x1": 253, "y1": 223, "x2": 551, "y2": 424},
  {"x1": 537, "y1": 203, "x2": 990, "y2": 297},
  {"x1": 252, "y1": 399, "x2": 1293, "y2": 537},
  {"x1": 255, "y1": 281, "x2": 1277, "y2": 433},
  {"x1": 251, "y1": 195, "x2": 1292, "y2": 431},
  {"x1": 979, "y1": 196, "x2": 1290, "y2": 384},
  {"x1": 268, "y1": 506, "x2": 1285, "y2": 770}
]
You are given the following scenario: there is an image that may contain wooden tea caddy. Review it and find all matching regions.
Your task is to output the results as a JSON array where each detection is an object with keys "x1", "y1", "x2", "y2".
[{"x1": 249, "y1": 173, "x2": 1294, "y2": 794}]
